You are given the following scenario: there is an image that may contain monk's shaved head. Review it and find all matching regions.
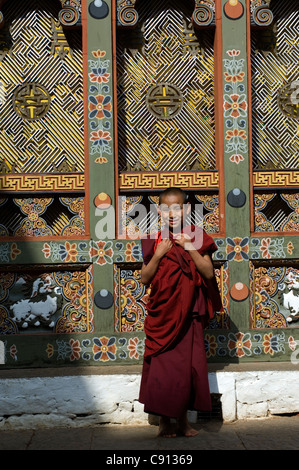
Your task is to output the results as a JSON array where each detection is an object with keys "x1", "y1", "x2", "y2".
[{"x1": 159, "y1": 187, "x2": 187, "y2": 205}]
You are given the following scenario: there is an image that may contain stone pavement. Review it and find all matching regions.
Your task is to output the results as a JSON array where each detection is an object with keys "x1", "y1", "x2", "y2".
[{"x1": 0, "y1": 415, "x2": 299, "y2": 452}]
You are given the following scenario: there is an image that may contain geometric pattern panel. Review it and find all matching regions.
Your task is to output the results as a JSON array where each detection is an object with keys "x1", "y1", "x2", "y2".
[
  {"x1": 254, "y1": 192, "x2": 299, "y2": 232},
  {"x1": 253, "y1": 170, "x2": 299, "y2": 188},
  {"x1": 0, "y1": 173, "x2": 85, "y2": 193},
  {"x1": 118, "y1": 192, "x2": 219, "y2": 238},
  {"x1": 0, "y1": 266, "x2": 93, "y2": 335},
  {"x1": 119, "y1": 170, "x2": 219, "y2": 191},
  {"x1": 251, "y1": 1, "x2": 299, "y2": 169},
  {"x1": 114, "y1": 262, "x2": 229, "y2": 332},
  {"x1": 117, "y1": 0, "x2": 215, "y2": 172},
  {"x1": 0, "y1": 196, "x2": 85, "y2": 237},
  {"x1": 250, "y1": 261, "x2": 299, "y2": 328},
  {"x1": 0, "y1": 0, "x2": 83, "y2": 173}
]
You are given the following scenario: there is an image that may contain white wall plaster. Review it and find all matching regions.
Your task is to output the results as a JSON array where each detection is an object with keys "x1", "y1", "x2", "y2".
[{"x1": 0, "y1": 371, "x2": 299, "y2": 429}]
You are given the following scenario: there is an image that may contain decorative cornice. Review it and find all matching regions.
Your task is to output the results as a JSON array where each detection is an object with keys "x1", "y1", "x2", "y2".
[
  {"x1": 250, "y1": 0, "x2": 273, "y2": 27},
  {"x1": 0, "y1": 174, "x2": 85, "y2": 193},
  {"x1": 193, "y1": 1, "x2": 215, "y2": 28},
  {"x1": 253, "y1": 171, "x2": 299, "y2": 189},
  {"x1": 58, "y1": 0, "x2": 81, "y2": 29},
  {"x1": 117, "y1": 0, "x2": 215, "y2": 28},
  {"x1": 117, "y1": 0, "x2": 139, "y2": 27},
  {"x1": 119, "y1": 171, "x2": 219, "y2": 191}
]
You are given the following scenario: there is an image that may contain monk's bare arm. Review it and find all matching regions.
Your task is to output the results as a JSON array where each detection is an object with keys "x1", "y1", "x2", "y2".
[
  {"x1": 187, "y1": 250, "x2": 214, "y2": 280},
  {"x1": 140, "y1": 239, "x2": 173, "y2": 285}
]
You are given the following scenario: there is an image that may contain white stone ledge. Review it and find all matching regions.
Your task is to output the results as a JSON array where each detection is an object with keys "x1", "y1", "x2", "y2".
[{"x1": 0, "y1": 368, "x2": 299, "y2": 428}]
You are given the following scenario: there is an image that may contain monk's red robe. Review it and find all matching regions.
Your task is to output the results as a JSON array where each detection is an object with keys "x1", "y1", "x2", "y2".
[{"x1": 139, "y1": 225, "x2": 223, "y2": 417}]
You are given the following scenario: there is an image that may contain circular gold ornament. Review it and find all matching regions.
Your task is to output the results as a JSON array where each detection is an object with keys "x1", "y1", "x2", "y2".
[
  {"x1": 278, "y1": 80, "x2": 299, "y2": 120},
  {"x1": 146, "y1": 83, "x2": 184, "y2": 120},
  {"x1": 13, "y1": 83, "x2": 51, "y2": 121}
]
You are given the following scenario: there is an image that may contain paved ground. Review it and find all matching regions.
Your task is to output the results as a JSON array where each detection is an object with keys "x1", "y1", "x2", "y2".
[{"x1": 0, "y1": 415, "x2": 298, "y2": 453}]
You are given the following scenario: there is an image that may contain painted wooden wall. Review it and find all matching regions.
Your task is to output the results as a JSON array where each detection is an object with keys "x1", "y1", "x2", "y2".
[{"x1": 0, "y1": 0, "x2": 298, "y2": 368}]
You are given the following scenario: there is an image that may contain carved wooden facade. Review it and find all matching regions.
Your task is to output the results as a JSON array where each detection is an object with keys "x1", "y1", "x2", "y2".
[{"x1": 0, "y1": 0, "x2": 298, "y2": 368}]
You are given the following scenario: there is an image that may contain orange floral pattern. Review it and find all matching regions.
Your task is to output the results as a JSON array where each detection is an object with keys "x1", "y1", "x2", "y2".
[
  {"x1": 223, "y1": 49, "x2": 247, "y2": 164},
  {"x1": 89, "y1": 49, "x2": 112, "y2": 163},
  {"x1": 93, "y1": 336, "x2": 116, "y2": 361},
  {"x1": 226, "y1": 237, "x2": 249, "y2": 261}
]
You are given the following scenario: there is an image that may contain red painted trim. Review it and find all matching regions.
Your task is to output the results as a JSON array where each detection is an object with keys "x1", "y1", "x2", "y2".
[
  {"x1": 246, "y1": 0, "x2": 255, "y2": 234},
  {"x1": 112, "y1": 0, "x2": 120, "y2": 240},
  {"x1": 82, "y1": 0, "x2": 90, "y2": 238},
  {"x1": 214, "y1": 0, "x2": 225, "y2": 237}
]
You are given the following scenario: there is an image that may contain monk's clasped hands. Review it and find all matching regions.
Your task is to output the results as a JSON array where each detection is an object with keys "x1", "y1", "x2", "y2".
[{"x1": 173, "y1": 233, "x2": 194, "y2": 251}]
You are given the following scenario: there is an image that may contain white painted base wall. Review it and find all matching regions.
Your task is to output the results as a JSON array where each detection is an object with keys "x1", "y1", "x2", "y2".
[{"x1": 0, "y1": 370, "x2": 299, "y2": 429}]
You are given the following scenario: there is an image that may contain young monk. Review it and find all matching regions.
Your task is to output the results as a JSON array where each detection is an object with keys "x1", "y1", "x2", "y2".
[{"x1": 138, "y1": 187, "x2": 223, "y2": 438}]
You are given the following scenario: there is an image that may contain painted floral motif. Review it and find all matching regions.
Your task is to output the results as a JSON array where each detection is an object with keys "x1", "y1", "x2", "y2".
[
  {"x1": 59, "y1": 241, "x2": 78, "y2": 263},
  {"x1": 228, "y1": 332, "x2": 252, "y2": 357},
  {"x1": 127, "y1": 337, "x2": 142, "y2": 359},
  {"x1": 89, "y1": 49, "x2": 112, "y2": 162},
  {"x1": 46, "y1": 339, "x2": 81, "y2": 361},
  {"x1": 226, "y1": 236, "x2": 249, "y2": 261},
  {"x1": 223, "y1": 94, "x2": 247, "y2": 119},
  {"x1": 263, "y1": 333, "x2": 281, "y2": 356},
  {"x1": 90, "y1": 129, "x2": 112, "y2": 145},
  {"x1": 229, "y1": 154, "x2": 244, "y2": 164},
  {"x1": 124, "y1": 242, "x2": 140, "y2": 262},
  {"x1": 89, "y1": 94, "x2": 112, "y2": 120},
  {"x1": 42, "y1": 241, "x2": 90, "y2": 263},
  {"x1": 46, "y1": 343, "x2": 54, "y2": 358},
  {"x1": 288, "y1": 336, "x2": 297, "y2": 351},
  {"x1": 223, "y1": 49, "x2": 247, "y2": 164},
  {"x1": 92, "y1": 336, "x2": 116, "y2": 361},
  {"x1": 89, "y1": 240, "x2": 113, "y2": 265},
  {"x1": 10, "y1": 344, "x2": 17, "y2": 360},
  {"x1": 205, "y1": 334, "x2": 217, "y2": 358},
  {"x1": 114, "y1": 240, "x2": 143, "y2": 263},
  {"x1": 259, "y1": 237, "x2": 285, "y2": 259},
  {"x1": 0, "y1": 242, "x2": 21, "y2": 262},
  {"x1": 287, "y1": 242, "x2": 294, "y2": 255},
  {"x1": 89, "y1": 60, "x2": 110, "y2": 84},
  {"x1": 58, "y1": 339, "x2": 82, "y2": 360},
  {"x1": 11, "y1": 331, "x2": 299, "y2": 364},
  {"x1": 250, "y1": 237, "x2": 296, "y2": 260},
  {"x1": 10, "y1": 243, "x2": 21, "y2": 260}
]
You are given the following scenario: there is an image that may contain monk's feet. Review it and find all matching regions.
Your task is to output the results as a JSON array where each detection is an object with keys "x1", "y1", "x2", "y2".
[
  {"x1": 158, "y1": 417, "x2": 177, "y2": 438},
  {"x1": 177, "y1": 416, "x2": 199, "y2": 437}
]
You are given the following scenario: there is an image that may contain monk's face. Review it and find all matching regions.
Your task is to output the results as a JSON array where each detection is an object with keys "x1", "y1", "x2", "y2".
[{"x1": 158, "y1": 193, "x2": 190, "y2": 231}]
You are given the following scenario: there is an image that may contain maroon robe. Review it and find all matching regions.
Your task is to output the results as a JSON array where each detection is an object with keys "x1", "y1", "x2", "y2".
[{"x1": 139, "y1": 225, "x2": 223, "y2": 417}]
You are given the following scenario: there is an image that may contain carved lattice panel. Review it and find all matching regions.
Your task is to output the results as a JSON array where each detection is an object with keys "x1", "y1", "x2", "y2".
[
  {"x1": 0, "y1": 0, "x2": 83, "y2": 173},
  {"x1": 251, "y1": 0, "x2": 299, "y2": 169},
  {"x1": 117, "y1": 0, "x2": 215, "y2": 172}
]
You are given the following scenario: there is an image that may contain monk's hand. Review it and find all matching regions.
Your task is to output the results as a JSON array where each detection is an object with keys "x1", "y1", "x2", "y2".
[
  {"x1": 154, "y1": 238, "x2": 173, "y2": 259},
  {"x1": 174, "y1": 233, "x2": 194, "y2": 251}
]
